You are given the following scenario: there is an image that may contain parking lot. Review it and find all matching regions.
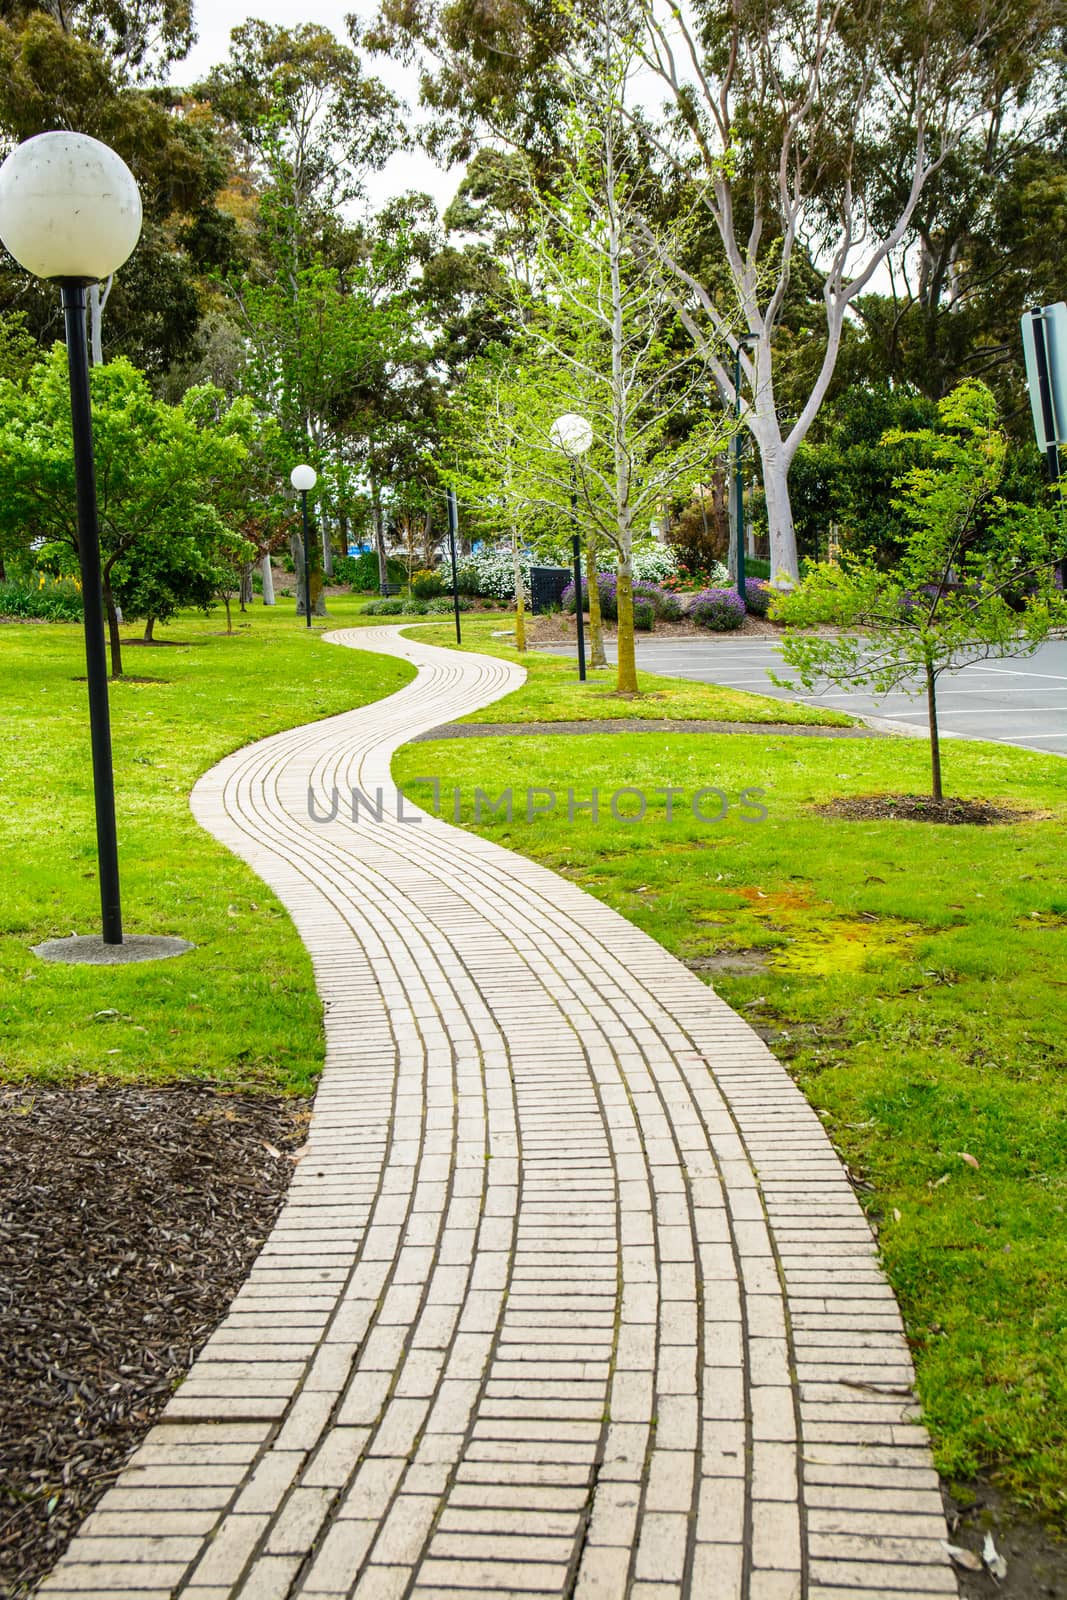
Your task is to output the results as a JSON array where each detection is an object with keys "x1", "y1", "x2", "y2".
[{"x1": 540, "y1": 636, "x2": 1067, "y2": 756}]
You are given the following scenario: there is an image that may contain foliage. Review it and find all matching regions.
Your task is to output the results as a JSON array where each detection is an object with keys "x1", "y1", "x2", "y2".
[
  {"x1": 630, "y1": 540, "x2": 678, "y2": 584},
  {"x1": 360, "y1": 596, "x2": 429, "y2": 615},
  {"x1": 336, "y1": 551, "x2": 406, "y2": 591},
  {"x1": 424, "y1": 594, "x2": 472, "y2": 613},
  {"x1": 410, "y1": 568, "x2": 444, "y2": 599},
  {"x1": 773, "y1": 381, "x2": 1066, "y2": 799},
  {"x1": 439, "y1": 546, "x2": 531, "y2": 604},
  {"x1": 562, "y1": 573, "x2": 678, "y2": 622},
  {"x1": 0, "y1": 575, "x2": 84, "y2": 622},
  {"x1": 689, "y1": 588, "x2": 746, "y2": 631},
  {"x1": 633, "y1": 599, "x2": 654, "y2": 631},
  {"x1": 0, "y1": 351, "x2": 250, "y2": 674},
  {"x1": 744, "y1": 579, "x2": 774, "y2": 617}
]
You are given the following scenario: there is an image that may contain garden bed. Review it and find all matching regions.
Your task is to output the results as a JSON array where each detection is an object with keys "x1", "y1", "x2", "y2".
[{"x1": 0, "y1": 1082, "x2": 307, "y2": 1599}]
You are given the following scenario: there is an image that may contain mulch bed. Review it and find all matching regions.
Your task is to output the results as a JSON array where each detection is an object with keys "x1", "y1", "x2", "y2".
[
  {"x1": 0, "y1": 1082, "x2": 308, "y2": 1598},
  {"x1": 815, "y1": 794, "x2": 1028, "y2": 825}
]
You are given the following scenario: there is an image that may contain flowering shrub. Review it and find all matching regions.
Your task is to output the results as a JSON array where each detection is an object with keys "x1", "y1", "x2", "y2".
[
  {"x1": 688, "y1": 587, "x2": 746, "y2": 631},
  {"x1": 411, "y1": 568, "x2": 445, "y2": 599},
  {"x1": 662, "y1": 558, "x2": 729, "y2": 592},
  {"x1": 563, "y1": 573, "x2": 678, "y2": 621},
  {"x1": 0, "y1": 575, "x2": 83, "y2": 622},
  {"x1": 438, "y1": 547, "x2": 530, "y2": 603},
  {"x1": 744, "y1": 578, "x2": 774, "y2": 616},
  {"x1": 630, "y1": 541, "x2": 678, "y2": 583}
]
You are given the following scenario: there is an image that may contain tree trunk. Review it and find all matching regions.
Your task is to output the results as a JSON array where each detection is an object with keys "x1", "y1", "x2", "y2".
[
  {"x1": 321, "y1": 515, "x2": 333, "y2": 579},
  {"x1": 103, "y1": 579, "x2": 123, "y2": 677},
  {"x1": 423, "y1": 508, "x2": 435, "y2": 571},
  {"x1": 261, "y1": 551, "x2": 275, "y2": 606},
  {"x1": 760, "y1": 448, "x2": 798, "y2": 583},
  {"x1": 239, "y1": 562, "x2": 253, "y2": 611},
  {"x1": 223, "y1": 593, "x2": 233, "y2": 633},
  {"x1": 87, "y1": 276, "x2": 113, "y2": 368},
  {"x1": 512, "y1": 522, "x2": 526, "y2": 652},
  {"x1": 585, "y1": 535, "x2": 607, "y2": 668},
  {"x1": 616, "y1": 559, "x2": 638, "y2": 694},
  {"x1": 925, "y1": 660, "x2": 943, "y2": 803},
  {"x1": 143, "y1": 616, "x2": 155, "y2": 642}
]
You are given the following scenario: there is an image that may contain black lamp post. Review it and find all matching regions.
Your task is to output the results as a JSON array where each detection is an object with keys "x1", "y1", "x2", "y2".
[
  {"x1": 446, "y1": 488, "x2": 463, "y2": 644},
  {"x1": 290, "y1": 464, "x2": 317, "y2": 628},
  {"x1": 0, "y1": 132, "x2": 142, "y2": 947},
  {"x1": 732, "y1": 333, "x2": 758, "y2": 602},
  {"x1": 550, "y1": 412, "x2": 593, "y2": 682}
]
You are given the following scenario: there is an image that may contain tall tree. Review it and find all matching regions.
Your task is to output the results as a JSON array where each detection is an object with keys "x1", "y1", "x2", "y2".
[{"x1": 369, "y1": 0, "x2": 1065, "y2": 580}]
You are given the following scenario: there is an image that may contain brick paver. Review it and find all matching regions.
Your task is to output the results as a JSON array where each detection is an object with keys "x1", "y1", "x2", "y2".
[{"x1": 38, "y1": 626, "x2": 957, "y2": 1599}]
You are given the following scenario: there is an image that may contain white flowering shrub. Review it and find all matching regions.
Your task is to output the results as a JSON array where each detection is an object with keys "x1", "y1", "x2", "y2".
[
  {"x1": 438, "y1": 546, "x2": 531, "y2": 603},
  {"x1": 630, "y1": 541, "x2": 679, "y2": 583}
]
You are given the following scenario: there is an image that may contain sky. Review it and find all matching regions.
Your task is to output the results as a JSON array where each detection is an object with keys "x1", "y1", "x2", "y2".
[{"x1": 166, "y1": 0, "x2": 464, "y2": 214}]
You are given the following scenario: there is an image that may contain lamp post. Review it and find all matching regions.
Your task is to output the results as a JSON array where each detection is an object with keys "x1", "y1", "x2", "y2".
[
  {"x1": 732, "y1": 333, "x2": 758, "y2": 602},
  {"x1": 550, "y1": 413, "x2": 593, "y2": 682},
  {"x1": 446, "y1": 488, "x2": 463, "y2": 644},
  {"x1": 0, "y1": 132, "x2": 142, "y2": 948},
  {"x1": 290, "y1": 464, "x2": 317, "y2": 629}
]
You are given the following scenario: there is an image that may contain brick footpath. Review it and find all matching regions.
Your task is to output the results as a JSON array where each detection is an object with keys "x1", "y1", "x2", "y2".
[{"x1": 38, "y1": 626, "x2": 957, "y2": 1600}]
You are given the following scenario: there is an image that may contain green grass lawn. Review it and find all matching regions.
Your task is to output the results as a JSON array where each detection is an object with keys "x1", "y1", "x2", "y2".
[
  {"x1": 0, "y1": 594, "x2": 412, "y2": 1093},
  {"x1": 394, "y1": 725, "x2": 1067, "y2": 1520},
  {"x1": 407, "y1": 615, "x2": 851, "y2": 726}
]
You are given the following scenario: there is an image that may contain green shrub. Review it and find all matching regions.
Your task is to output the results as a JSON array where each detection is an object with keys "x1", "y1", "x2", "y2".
[
  {"x1": 343, "y1": 551, "x2": 406, "y2": 591},
  {"x1": 0, "y1": 576, "x2": 84, "y2": 622},
  {"x1": 634, "y1": 600, "x2": 655, "y2": 631},
  {"x1": 360, "y1": 597, "x2": 429, "y2": 616},
  {"x1": 425, "y1": 594, "x2": 473, "y2": 613},
  {"x1": 411, "y1": 568, "x2": 444, "y2": 599}
]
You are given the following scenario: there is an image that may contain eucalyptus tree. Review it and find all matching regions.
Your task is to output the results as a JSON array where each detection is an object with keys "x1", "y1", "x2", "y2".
[{"x1": 366, "y1": 0, "x2": 1066, "y2": 581}]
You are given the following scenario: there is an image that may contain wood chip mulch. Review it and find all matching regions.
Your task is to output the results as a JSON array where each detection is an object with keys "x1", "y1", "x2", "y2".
[
  {"x1": 814, "y1": 794, "x2": 1029, "y2": 825},
  {"x1": 0, "y1": 1082, "x2": 309, "y2": 1599}
]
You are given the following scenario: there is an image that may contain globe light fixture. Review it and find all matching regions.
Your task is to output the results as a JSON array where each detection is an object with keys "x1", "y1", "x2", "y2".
[
  {"x1": 549, "y1": 412, "x2": 594, "y2": 458},
  {"x1": 290, "y1": 465, "x2": 318, "y2": 628},
  {"x1": 0, "y1": 131, "x2": 142, "y2": 281},
  {"x1": 550, "y1": 413, "x2": 593, "y2": 681},
  {"x1": 0, "y1": 132, "x2": 145, "y2": 955}
]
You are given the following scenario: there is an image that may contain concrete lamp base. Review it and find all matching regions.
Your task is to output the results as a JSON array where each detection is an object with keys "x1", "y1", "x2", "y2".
[{"x1": 32, "y1": 934, "x2": 195, "y2": 966}]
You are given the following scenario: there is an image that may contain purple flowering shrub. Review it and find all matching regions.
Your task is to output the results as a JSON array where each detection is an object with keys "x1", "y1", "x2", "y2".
[
  {"x1": 688, "y1": 587, "x2": 746, "y2": 631},
  {"x1": 562, "y1": 573, "x2": 677, "y2": 622},
  {"x1": 744, "y1": 578, "x2": 773, "y2": 616}
]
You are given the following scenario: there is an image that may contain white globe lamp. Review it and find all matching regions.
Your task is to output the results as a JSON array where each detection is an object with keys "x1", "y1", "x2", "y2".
[
  {"x1": 550, "y1": 412, "x2": 593, "y2": 457},
  {"x1": 290, "y1": 466, "x2": 318, "y2": 628},
  {"x1": 0, "y1": 131, "x2": 142, "y2": 282}
]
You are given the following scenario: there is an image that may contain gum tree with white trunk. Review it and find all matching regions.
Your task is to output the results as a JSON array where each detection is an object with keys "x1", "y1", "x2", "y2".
[{"x1": 624, "y1": 0, "x2": 1063, "y2": 581}]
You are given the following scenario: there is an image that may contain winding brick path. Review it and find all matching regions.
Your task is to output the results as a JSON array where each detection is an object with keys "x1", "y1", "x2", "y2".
[{"x1": 39, "y1": 627, "x2": 957, "y2": 1600}]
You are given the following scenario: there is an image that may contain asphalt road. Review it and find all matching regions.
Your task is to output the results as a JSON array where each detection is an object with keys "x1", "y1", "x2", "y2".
[{"x1": 538, "y1": 636, "x2": 1067, "y2": 756}]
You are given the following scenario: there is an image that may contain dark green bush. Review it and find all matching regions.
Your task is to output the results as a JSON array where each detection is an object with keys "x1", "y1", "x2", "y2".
[
  {"x1": 425, "y1": 595, "x2": 473, "y2": 613},
  {"x1": 342, "y1": 551, "x2": 406, "y2": 591},
  {"x1": 634, "y1": 600, "x2": 654, "y2": 631},
  {"x1": 0, "y1": 577, "x2": 83, "y2": 622},
  {"x1": 411, "y1": 568, "x2": 445, "y2": 599}
]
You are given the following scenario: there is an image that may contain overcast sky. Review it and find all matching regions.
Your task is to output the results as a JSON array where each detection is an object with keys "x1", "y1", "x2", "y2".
[{"x1": 167, "y1": 1, "x2": 463, "y2": 215}]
